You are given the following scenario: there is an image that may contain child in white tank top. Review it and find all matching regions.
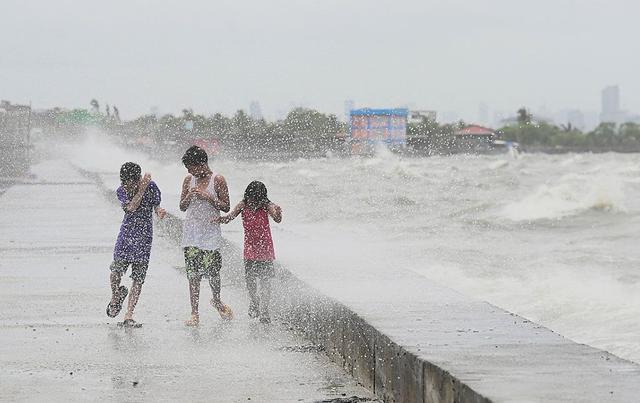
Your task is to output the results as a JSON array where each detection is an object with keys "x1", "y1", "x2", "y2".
[{"x1": 179, "y1": 146, "x2": 233, "y2": 326}]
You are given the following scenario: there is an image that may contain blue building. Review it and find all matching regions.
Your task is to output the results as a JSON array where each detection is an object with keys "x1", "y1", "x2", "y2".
[{"x1": 349, "y1": 108, "x2": 408, "y2": 153}]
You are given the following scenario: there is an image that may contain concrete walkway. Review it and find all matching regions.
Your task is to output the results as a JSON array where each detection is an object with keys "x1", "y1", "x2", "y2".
[{"x1": 0, "y1": 160, "x2": 376, "y2": 402}]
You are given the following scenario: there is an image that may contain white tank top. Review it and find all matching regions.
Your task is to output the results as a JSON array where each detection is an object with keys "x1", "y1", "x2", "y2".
[{"x1": 182, "y1": 175, "x2": 222, "y2": 251}]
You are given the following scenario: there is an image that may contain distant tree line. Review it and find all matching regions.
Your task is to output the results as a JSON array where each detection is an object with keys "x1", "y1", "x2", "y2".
[
  {"x1": 407, "y1": 107, "x2": 640, "y2": 153},
  {"x1": 498, "y1": 108, "x2": 640, "y2": 150},
  {"x1": 406, "y1": 119, "x2": 462, "y2": 153},
  {"x1": 30, "y1": 101, "x2": 640, "y2": 156},
  {"x1": 35, "y1": 101, "x2": 347, "y2": 158}
]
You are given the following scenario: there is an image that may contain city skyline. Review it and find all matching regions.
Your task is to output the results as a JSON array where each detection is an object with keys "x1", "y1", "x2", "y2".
[
  {"x1": 1, "y1": 1, "x2": 638, "y2": 125},
  {"x1": 19, "y1": 83, "x2": 636, "y2": 132}
]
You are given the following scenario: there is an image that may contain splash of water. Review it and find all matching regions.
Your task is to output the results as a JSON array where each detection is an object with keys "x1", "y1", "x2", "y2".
[
  {"x1": 63, "y1": 136, "x2": 640, "y2": 364},
  {"x1": 501, "y1": 173, "x2": 624, "y2": 221}
]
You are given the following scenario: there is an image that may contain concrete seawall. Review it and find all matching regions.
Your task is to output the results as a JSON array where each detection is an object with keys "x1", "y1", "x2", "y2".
[
  {"x1": 87, "y1": 169, "x2": 640, "y2": 402},
  {"x1": 272, "y1": 270, "x2": 640, "y2": 402}
]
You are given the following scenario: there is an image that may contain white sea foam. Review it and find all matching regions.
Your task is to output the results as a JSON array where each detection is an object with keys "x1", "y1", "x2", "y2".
[
  {"x1": 559, "y1": 154, "x2": 584, "y2": 167},
  {"x1": 501, "y1": 174, "x2": 624, "y2": 221},
  {"x1": 488, "y1": 160, "x2": 509, "y2": 170}
]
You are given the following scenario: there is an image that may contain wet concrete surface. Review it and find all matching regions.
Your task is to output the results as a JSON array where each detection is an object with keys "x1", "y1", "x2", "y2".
[
  {"x1": 0, "y1": 160, "x2": 377, "y2": 402},
  {"x1": 263, "y1": 235, "x2": 640, "y2": 402}
]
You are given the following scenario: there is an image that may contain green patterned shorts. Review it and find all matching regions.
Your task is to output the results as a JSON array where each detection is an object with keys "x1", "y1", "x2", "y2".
[{"x1": 183, "y1": 247, "x2": 221, "y2": 280}]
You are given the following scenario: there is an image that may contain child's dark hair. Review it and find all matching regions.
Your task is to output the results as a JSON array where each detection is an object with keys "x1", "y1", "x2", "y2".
[
  {"x1": 182, "y1": 145, "x2": 208, "y2": 166},
  {"x1": 120, "y1": 162, "x2": 141, "y2": 182},
  {"x1": 243, "y1": 181, "x2": 270, "y2": 209}
]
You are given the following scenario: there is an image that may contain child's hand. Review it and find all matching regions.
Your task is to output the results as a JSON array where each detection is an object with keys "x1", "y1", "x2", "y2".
[
  {"x1": 212, "y1": 215, "x2": 230, "y2": 224},
  {"x1": 268, "y1": 202, "x2": 283, "y2": 223},
  {"x1": 272, "y1": 204, "x2": 282, "y2": 216},
  {"x1": 141, "y1": 173, "x2": 152, "y2": 187},
  {"x1": 155, "y1": 207, "x2": 167, "y2": 219},
  {"x1": 192, "y1": 188, "x2": 211, "y2": 201}
]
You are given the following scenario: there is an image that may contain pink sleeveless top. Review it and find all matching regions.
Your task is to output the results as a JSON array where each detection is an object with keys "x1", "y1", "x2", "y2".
[{"x1": 241, "y1": 206, "x2": 275, "y2": 261}]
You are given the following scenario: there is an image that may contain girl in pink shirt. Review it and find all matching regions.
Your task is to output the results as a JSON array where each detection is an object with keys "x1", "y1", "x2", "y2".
[{"x1": 217, "y1": 181, "x2": 282, "y2": 323}]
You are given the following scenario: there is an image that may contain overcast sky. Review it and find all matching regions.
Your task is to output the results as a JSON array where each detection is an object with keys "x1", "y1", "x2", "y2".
[{"x1": 0, "y1": 0, "x2": 638, "y2": 121}]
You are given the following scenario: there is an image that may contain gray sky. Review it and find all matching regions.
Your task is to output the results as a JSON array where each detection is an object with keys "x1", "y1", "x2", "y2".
[{"x1": 0, "y1": 0, "x2": 638, "y2": 121}]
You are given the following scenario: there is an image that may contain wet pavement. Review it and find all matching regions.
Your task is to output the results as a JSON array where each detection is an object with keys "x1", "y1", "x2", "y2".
[{"x1": 0, "y1": 160, "x2": 377, "y2": 402}]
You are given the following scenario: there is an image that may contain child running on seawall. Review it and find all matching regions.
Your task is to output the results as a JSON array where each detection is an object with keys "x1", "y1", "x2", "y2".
[
  {"x1": 107, "y1": 162, "x2": 166, "y2": 327},
  {"x1": 215, "y1": 181, "x2": 282, "y2": 324}
]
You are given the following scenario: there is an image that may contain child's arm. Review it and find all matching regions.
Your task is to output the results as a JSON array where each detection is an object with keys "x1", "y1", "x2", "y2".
[
  {"x1": 213, "y1": 174, "x2": 231, "y2": 213},
  {"x1": 150, "y1": 181, "x2": 165, "y2": 219},
  {"x1": 179, "y1": 176, "x2": 194, "y2": 212},
  {"x1": 267, "y1": 202, "x2": 282, "y2": 223},
  {"x1": 214, "y1": 201, "x2": 244, "y2": 224},
  {"x1": 124, "y1": 173, "x2": 151, "y2": 213},
  {"x1": 154, "y1": 206, "x2": 167, "y2": 219}
]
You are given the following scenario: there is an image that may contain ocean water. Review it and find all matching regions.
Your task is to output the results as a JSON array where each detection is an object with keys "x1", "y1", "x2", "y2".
[{"x1": 63, "y1": 135, "x2": 640, "y2": 363}]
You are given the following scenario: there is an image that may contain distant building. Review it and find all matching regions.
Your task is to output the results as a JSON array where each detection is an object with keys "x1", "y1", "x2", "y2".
[
  {"x1": 454, "y1": 125, "x2": 497, "y2": 151},
  {"x1": 580, "y1": 110, "x2": 599, "y2": 131},
  {"x1": 349, "y1": 108, "x2": 408, "y2": 154},
  {"x1": 627, "y1": 114, "x2": 640, "y2": 124},
  {"x1": 0, "y1": 100, "x2": 32, "y2": 176},
  {"x1": 601, "y1": 85, "x2": 622, "y2": 123},
  {"x1": 408, "y1": 109, "x2": 437, "y2": 124},
  {"x1": 454, "y1": 125, "x2": 496, "y2": 139},
  {"x1": 566, "y1": 109, "x2": 586, "y2": 130},
  {"x1": 441, "y1": 111, "x2": 459, "y2": 123},
  {"x1": 249, "y1": 101, "x2": 263, "y2": 120},
  {"x1": 275, "y1": 109, "x2": 287, "y2": 121}
]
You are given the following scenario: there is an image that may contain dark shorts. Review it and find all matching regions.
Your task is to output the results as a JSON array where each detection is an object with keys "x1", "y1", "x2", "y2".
[
  {"x1": 110, "y1": 260, "x2": 149, "y2": 284},
  {"x1": 184, "y1": 247, "x2": 221, "y2": 280},
  {"x1": 244, "y1": 260, "x2": 275, "y2": 279}
]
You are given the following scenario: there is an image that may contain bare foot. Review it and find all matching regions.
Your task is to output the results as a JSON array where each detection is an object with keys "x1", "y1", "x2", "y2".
[
  {"x1": 211, "y1": 299, "x2": 234, "y2": 320},
  {"x1": 185, "y1": 314, "x2": 199, "y2": 327},
  {"x1": 123, "y1": 312, "x2": 134, "y2": 321}
]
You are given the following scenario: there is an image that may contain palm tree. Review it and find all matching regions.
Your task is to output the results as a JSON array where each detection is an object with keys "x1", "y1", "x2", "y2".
[
  {"x1": 90, "y1": 99, "x2": 100, "y2": 113},
  {"x1": 516, "y1": 107, "x2": 532, "y2": 125}
]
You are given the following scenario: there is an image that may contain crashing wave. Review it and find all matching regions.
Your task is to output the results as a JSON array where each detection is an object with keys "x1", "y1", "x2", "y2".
[{"x1": 501, "y1": 174, "x2": 624, "y2": 221}]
